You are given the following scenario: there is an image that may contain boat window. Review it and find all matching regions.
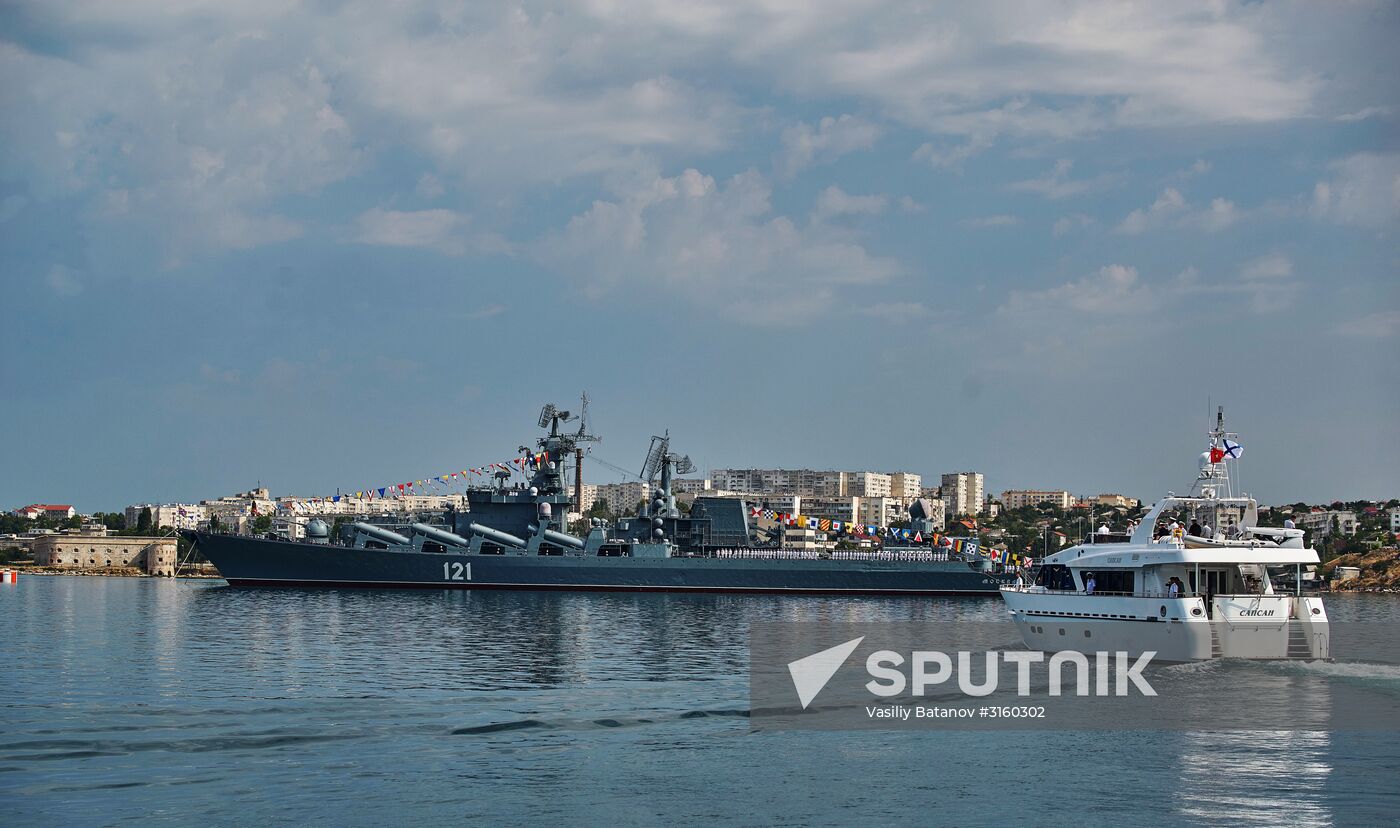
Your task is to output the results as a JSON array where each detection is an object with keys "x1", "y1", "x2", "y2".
[
  {"x1": 1091, "y1": 570, "x2": 1135, "y2": 595},
  {"x1": 1035, "y1": 564, "x2": 1076, "y2": 591}
]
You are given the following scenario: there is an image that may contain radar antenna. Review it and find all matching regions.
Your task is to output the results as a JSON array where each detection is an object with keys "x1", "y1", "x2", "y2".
[
  {"x1": 641, "y1": 432, "x2": 695, "y2": 483},
  {"x1": 569, "y1": 392, "x2": 601, "y2": 511},
  {"x1": 641, "y1": 433, "x2": 670, "y2": 484},
  {"x1": 538, "y1": 403, "x2": 557, "y2": 430},
  {"x1": 574, "y1": 392, "x2": 601, "y2": 443}
]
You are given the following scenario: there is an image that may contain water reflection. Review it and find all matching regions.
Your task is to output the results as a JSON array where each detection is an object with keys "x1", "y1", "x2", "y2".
[{"x1": 3, "y1": 577, "x2": 1396, "y2": 826}]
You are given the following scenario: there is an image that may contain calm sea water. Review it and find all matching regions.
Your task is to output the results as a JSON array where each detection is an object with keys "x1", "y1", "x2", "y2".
[{"x1": 3, "y1": 576, "x2": 1399, "y2": 827}]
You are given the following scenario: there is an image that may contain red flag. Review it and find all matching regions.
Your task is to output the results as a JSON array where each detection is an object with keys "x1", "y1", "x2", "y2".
[{"x1": 1209, "y1": 446, "x2": 1226, "y2": 463}]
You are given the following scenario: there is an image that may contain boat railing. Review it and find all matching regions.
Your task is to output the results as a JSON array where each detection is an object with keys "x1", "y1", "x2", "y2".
[{"x1": 1007, "y1": 586, "x2": 1209, "y2": 599}]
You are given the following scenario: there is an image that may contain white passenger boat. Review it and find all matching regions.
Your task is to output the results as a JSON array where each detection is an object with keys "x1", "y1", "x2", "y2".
[{"x1": 1000, "y1": 410, "x2": 1328, "y2": 662}]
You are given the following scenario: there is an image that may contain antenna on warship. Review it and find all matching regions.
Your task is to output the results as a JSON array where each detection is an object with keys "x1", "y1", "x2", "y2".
[{"x1": 571, "y1": 392, "x2": 601, "y2": 511}]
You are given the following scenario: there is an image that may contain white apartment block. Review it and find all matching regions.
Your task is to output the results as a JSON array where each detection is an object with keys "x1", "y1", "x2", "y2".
[
  {"x1": 791, "y1": 496, "x2": 862, "y2": 524},
  {"x1": 1297, "y1": 510, "x2": 1358, "y2": 537},
  {"x1": 1391, "y1": 505, "x2": 1400, "y2": 533},
  {"x1": 1096, "y1": 493, "x2": 1141, "y2": 509},
  {"x1": 709, "y1": 469, "x2": 846, "y2": 497},
  {"x1": 847, "y1": 472, "x2": 892, "y2": 498},
  {"x1": 124, "y1": 503, "x2": 207, "y2": 529},
  {"x1": 999, "y1": 490, "x2": 1074, "y2": 510},
  {"x1": 669, "y1": 478, "x2": 712, "y2": 495},
  {"x1": 941, "y1": 472, "x2": 984, "y2": 517},
  {"x1": 889, "y1": 473, "x2": 922, "y2": 500},
  {"x1": 709, "y1": 468, "x2": 914, "y2": 499},
  {"x1": 577, "y1": 483, "x2": 599, "y2": 513},
  {"x1": 201, "y1": 488, "x2": 277, "y2": 523},
  {"x1": 591, "y1": 481, "x2": 652, "y2": 515},
  {"x1": 859, "y1": 496, "x2": 909, "y2": 528}
]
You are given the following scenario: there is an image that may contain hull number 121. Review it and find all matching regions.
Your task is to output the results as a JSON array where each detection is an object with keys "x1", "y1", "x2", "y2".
[{"x1": 442, "y1": 561, "x2": 472, "y2": 581}]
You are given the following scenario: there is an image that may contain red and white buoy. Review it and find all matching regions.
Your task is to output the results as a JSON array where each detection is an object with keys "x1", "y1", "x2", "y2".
[{"x1": 0, "y1": 569, "x2": 17, "y2": 584}]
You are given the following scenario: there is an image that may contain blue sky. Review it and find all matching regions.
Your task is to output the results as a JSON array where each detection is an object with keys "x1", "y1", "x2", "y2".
[{"x1": 2, "y1": 1, "x2": 1397, "y2": 512}]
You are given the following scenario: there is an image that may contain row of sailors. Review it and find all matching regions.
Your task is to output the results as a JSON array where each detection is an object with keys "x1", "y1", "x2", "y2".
[{"x1": 710, "y1": 548, "x2": 951, "y2": 561}]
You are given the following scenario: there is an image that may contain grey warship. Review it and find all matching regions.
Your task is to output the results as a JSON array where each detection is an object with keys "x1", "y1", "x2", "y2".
[{"x1": 187, "y1": 405, "x2": 1005, "y2": 595}]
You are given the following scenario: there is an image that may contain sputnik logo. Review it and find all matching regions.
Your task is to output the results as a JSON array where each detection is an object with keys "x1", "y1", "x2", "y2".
[{"x1": 787, "y1": 636, "x2": 864, "y2": 709}]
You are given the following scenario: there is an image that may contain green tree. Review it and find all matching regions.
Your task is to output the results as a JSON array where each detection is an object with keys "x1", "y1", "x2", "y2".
[
  {"x1": 137, "y1": 507, "x2": 153, "y2": 534},
  {"x1": 253, "y1": 515, "x2": 273, "y2": 534},
  {"x1": 96, "y1": 512, "x2": 126, "y2": 531}
]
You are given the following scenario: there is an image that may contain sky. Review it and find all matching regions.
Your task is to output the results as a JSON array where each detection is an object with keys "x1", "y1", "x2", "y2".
[{"x1": 1, "y1": 0, "x2": 1397, "y2": 513}]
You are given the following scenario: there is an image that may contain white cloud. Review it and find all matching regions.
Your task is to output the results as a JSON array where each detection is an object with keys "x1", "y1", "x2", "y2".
[
  {"x1": 1116, "y1": 188, "x2": 1238, "y2": 234},
  {"x1": 468, "y1": 304, "x2": 507, "y2": 319},
  {"x1": 355, "y1": 208, "x2": 472, "y2": 255},
  {"x1": 1008, "y1": 160, "x2": 1118, "y2": 199},
  {"x1": 1184, "y1": 197, "x2": 1239, "y2": 232},
  {"x1": 1118, "y1": 188, "x2": 1186, "y2": 234},
  {"x1": 811, "y1": 186, "x2": 888, "y2": 222},
  {"x1": 2, "y1": 38, "x2": 358, "y2": 262},
  {"x1": 1240, "y1": 252, "x2": 1293, "y2": 281},
  {"x1": 1338, "y1": 310, "x2": 1400, "y2": 338},
  {"x1": 1167, "y1": 159, "x2": 1213, "y2": 182},
  {"x1": 960, "y1": 214, "x2": 1020, "y2": 229},
  {"x1": 1001, "y1": 264, "x2": 1156, "y2": 316},
  {"x1": 0, "y1": 1, "x2": 1384, "y2": 271},
  {"x1": 353, "y1": 207, "x2": 511, "y2": 256},
  {"x1": 1172, "y1": 254, "x2": 1299, "y2": 314},
  {"x1": 541, "y1": 166, "x2": 900, "y2": 324},
  {"x1": 1310, "y1": 153, "x2": 1400, "y2": 227},
  {"x1": 897, "y1": 196, "x2": 926, "y2": 213},
  {"x1": 1335, "y1": 106, "x2": 1391, "y2": 122},
  {"x1": 778, "y1": 115, "x2": 882, "y2": 177},
  {"x1": 913, "y1": 134, "x2": 995, "y2": 170}
]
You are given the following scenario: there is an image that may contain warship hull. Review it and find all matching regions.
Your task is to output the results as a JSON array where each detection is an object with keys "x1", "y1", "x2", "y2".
[{"x1": 193, "y1": 533, "x2": 1007, "y2": 595}]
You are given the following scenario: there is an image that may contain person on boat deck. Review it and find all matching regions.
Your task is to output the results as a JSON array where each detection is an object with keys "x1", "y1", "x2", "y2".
[
  {"x1": 1097, "y1": 524, "x2": 1110, "y2": 535},
  {"x1": 1168, "y1": 576, "x2": 1183, "y2": 598},
  {"x1": 1084, "y1": 573, "x2": 1096, "y2": 594},
  {"x1": 1202, "y1": 523, "x2": 1213, "y2": 539},
  {"x1": 1189, "y1": 520, "x2": 1203, "y2": 537},
  {"x1": 1284, "y1": 517, "x2": 1296, "y2": 530}
]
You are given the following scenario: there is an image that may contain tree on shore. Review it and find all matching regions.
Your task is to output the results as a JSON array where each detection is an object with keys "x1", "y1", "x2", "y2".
[{"x1": 136, "y1": 507, "x2": 153, "y2": 534}]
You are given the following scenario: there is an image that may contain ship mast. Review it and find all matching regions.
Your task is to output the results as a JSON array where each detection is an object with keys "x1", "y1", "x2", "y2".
[{"x1": 1192, "y1": 405, "x2": 1240, "y2": 500}]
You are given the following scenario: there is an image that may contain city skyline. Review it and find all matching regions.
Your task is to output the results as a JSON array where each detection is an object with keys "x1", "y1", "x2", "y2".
[{"x1": 2, "y1": 2, "x2": 1397, "y2": 510}]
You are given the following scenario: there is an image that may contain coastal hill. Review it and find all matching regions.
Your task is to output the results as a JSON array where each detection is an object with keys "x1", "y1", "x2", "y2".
[{"x1": 1322, "y1": 547, "x2": 1400, "y2": 591}]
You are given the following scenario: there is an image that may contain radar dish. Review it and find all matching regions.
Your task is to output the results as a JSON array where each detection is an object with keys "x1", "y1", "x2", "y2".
[
  {"x1": 641, "y1": 434, "x2": 669, "y2": 482},
  {"x1": 538, "y1": 403, "x2": 557, "y2": 429},
  {"x1": 675, "y1": 455, "x2": 696, "y2": 475}
]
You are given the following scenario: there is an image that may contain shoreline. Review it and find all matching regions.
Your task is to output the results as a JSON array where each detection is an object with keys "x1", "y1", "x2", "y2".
[{"x1": 5, "y1": 566, "x2": 223, "y2": 580}]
